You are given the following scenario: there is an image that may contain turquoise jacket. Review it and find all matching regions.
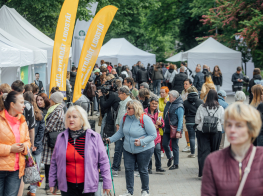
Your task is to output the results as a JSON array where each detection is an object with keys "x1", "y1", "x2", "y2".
[{"x1": 109, "y1": 114, "x2": 157, "y2": 154}]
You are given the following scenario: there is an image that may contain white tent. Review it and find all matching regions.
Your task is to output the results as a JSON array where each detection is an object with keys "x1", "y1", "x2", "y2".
[
  {"x1": 166, "y1": 52, "x2": 187, "y2": 62},
  {"x1": 182, "y1": 37, "x2": 242, "y2": 92},
  {"x1": 0, "y1": 5, "x2": 71, "y2": 89},
  {"x1": 96, "y1": 38, "x2": 156, "y2": 68}
]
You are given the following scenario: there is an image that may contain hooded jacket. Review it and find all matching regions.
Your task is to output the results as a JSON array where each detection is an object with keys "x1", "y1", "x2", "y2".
[
  {"x1": 171, "y1": 72, "x2": 188, "y2": 94},
  {"x1": 151, "y1": 68, "x2": 164, "y2": 81},
  {"x1": 137, "y1": 67, "x2": 149, "y2": 83},
  {"x1": 0, "y1": 110, "x2": 31, "y2": 178},
  {"x1": 164, "y1": 69, "x2": 177, "y2": 83},
  {"x1": 218, "y1": 95, "x2": 228, "y2": 109},
  {"x1": 248, "y1": 74, "x2": 262, "y2": 102},
  {"x1": 193, "y1": 72, "x2": 205, "y2": 91},
  {"x1": 183, "y1": 92, "x2": 203, "y2": 124}
]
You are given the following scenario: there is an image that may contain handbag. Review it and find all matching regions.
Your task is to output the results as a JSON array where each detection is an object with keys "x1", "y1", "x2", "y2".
[
  {"x1": 47, "y1": 132, "x2": 61, "y2": 148},
  {"x1": 168, "y1": 112, "x2": 182, "y2": 139},
  {"x1": 236, "y1": 146, "x2": 256, "y2": 196},
  {"x1": 202, "y1": 107, "x2": 219, "y2": 134},
  {"x1": 24, "y1": 147, "x2": 41, "y2": 184}
]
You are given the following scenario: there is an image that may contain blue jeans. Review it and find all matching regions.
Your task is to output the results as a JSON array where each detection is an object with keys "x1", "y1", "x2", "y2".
[
  {"x1": 153, "y1": 80, "x2": 161, "y2": 96},
  {"x1": 148, "y1": 143, "x2": 161, "y2": 170},
  {"x1": 94, "y1": 181, "x2": 103, "y2": 196},
  {"x1": 162, "y1": 133, "x2": 179, "y2": 165},
  {"x1": 123, "y1": 147, "x2": 154, "y2": 195},
  {"x1": 0, "y1": 170, "x2": 21, "y2": 196},
  {"x1": 186, "y1": 125, "x2": 196, "y2": 154},
  {"x1": 112, "y1": 138, "x2": 123, "y2": 171}
]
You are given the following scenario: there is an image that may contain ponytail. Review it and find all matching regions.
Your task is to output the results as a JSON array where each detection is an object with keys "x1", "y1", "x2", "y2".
[{"x1": 0, "y1": 91, "x2": 20, "y2": 111}]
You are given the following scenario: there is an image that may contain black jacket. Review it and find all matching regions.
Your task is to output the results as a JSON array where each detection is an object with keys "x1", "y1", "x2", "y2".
[
  {"x1": 171, "y1": 72, "x2": 188, "y2": 94},
  {"x1": 32, "y1": 115, "x2": 45, "y2": 155},
  {"x1": 132, "y1": 65, "x2": 140, "y2": 82},
  {"x1": 193, "y1": 72, "x2": 205, "y2": 91},
  {"x1": 232, "y1": 72, "x2": 244, "y2": 87},
  {"x1": 249, "y1": 74, "x2": 262, "y2": 103},
  {"x1": 99, "y1": 91, "x2": 120, "y2": 124},
  {"x1": 184, "y1": 92, "x2": 203, "y2": 124},
  {"x1": 116, "y1": 67, "x2": 122, "y2": 76},
  {"x1": 212, "y1": 73, "x2": 222, "y2": 86},
  {"x1": 141, "y1": 97, "x2": 150, "y2": 109},
  {"x1": 94, "y1": 75, "x2": 101, "y2": 87},
  {"x1": 137, "y1": 67, "x2": 148, "y2": 83},
  {"x1": 35, "y1": 80, "x2": 44, "y2": 93},
  {"x1": 70, "y1": 72, "x2": 77, "y2": 91}
]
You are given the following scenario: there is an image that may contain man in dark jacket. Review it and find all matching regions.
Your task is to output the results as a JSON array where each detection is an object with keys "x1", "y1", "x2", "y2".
[
  {"x1": 193, "y1": 66, "x2": 205, "y2": 93},
  {"x1": 183, "y1": 88, "x2": 203, "y2": 157},
  {"x1": 172, "y1": 66, "x2": 188, "y2": 94},
  {"x1": 34, "y1": 73, "x2": 44, "y2": 93},
  {"x1": 248, "y1": 68, "x2": 262, "y2": 103},
  {"x1": 137, "y1": 65, "x2": 149, "y2": 86},
  {"x1": 70, "y1": 66, "x2": 77, "y2": 93},
  {"x1": 132, "y1": 61, "x2": 141, "y2": 82},
  {"x1": 231, "y1": 66, "x2": 244, "y2": 92},
  {"x1": 98, "y1": 90, "x2": 120, "y2": 138}
]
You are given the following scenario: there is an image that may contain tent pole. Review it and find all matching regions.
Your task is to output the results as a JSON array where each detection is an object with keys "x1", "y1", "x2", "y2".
[
  {"x1": 0, "y1": 68, "x2": 1, "y2": 85},
  {"x1": 32, "y1": 65, "x2": 35, "y2": 83}
]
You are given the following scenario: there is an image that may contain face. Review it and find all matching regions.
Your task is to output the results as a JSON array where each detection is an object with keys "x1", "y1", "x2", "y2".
[
  {"x1": 150, "y1": 101, "x2": 158, "y2": 111},
  {"x1": 67, "y1": 110, "x2": 83, "y2": 131},
  {"x1": 237, "y1": 70, "x2": 241, "y2": 74},
  {"x1": 169, "y1": 95, "x2": 176, "y2": 103},
  {"x1": 35, "y1": 74, "x2": 40, "y2": 80},
  {"x1": 11, "y1": 94, "x2": 25, "y2": 114},
  {"x1": 184, "y1": 81, "x2": 192, "y2": 90},
  {"x1": 102, "y1": 72, "x2": 106, "y2": 76},
  {"x1": 215, "y1": 67, "x2": 219, "y2": 71},
  {"x1": 140, "y1": 85, "x2": 144, "y2": 89},
  {"x1": 225, "y1": 119, "x2": 250, "y2": 146},
  {"x1": 126, "y1": 105, "x2": 135, "y2": 116},
  {"x1": 37, "y1": 96, "x2": 45, "y2": 108},
  {"x1": 160, "y1": 89, "x2": 167, "y2": 98},
  {"x1": 112, "y1": 70, "x2": 116, "y2": 74},
  {"x1": 118, "y1": 92, "x2": 126, "y2": 101}
]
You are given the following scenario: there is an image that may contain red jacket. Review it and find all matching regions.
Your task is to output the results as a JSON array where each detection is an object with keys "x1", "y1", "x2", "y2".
[
  {"x1": 202, "y1": 145, "x2": 263, "y2": 196},
  {"x1": 107, "y1": 66, "x2": 112, "y2": 73},
  {"x1": 144, "y1": 108, "x2": 164, "y2": 145}
]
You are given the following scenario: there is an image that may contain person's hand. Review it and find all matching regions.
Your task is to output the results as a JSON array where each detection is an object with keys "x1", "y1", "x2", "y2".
[
  {"x1": 41, "y1": 87, "x2": 44, "y2": 90},
  {"x1": 176, "y1": 132, "x2": 181, "y2": 138},
  {"x1": 105, "y1": 138, "x2": 111, "y2": 144},
  {"x1": 151, "y1": 80, "x2": 153, "y2": 83},
  {"x1": 10, "y1": 143, "x2": 24, "y2": 153},
  {"x1": 50, "y1": 187, "x2": 57, "y2": 195},
  {"x1": 134, "y1": 139, "x2": 141, "y2": 146},
  {"x1": 103, "y1": 189, "x2": 111, "y2": 195},
  {"x1": 154, "y1": 124, "x2": 159, "y2": 129},
  {"x1": 116, "y1": 124, "x2": 120, "y2": 131},
  {"x1": 164, "y1": 98, "x2": 168, "y2": 104},
  {"x1": 97, "y1": 91, "x2": 103, "y2": 97},
  {"x1": 156, "y1": 120, "x2": 162, "y2": 126},
  {"x1": 32, "y1": 146, "x2": 37, "y2": 152}
]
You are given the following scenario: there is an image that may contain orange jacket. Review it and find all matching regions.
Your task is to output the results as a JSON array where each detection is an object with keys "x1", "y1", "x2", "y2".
[{"x1": 0, "y1": 110, "x2": 31, "y2": 178}]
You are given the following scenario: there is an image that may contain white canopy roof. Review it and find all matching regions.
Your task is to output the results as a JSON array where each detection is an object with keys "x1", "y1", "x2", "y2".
[
  {"x1": 181, "y1": 37, "x2": 242, "y2": 93},
  {"x1": 96, "y1": 38, "x2": 156, "y2": 68},
  {"x1": 0, "y1": 28, "x2": 47, "y2": 64},
  {"x1": 0, "y1": 35, "x2": 34, "y2": 67},
  {"x1": 166, "y1": 52, "x2": 187, "y2": 62}
]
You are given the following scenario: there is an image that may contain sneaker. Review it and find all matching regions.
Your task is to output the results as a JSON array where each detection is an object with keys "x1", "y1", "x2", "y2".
[
  {"x1": 188, "y1": 154, "x2": 196, "y2": 158},
  {"x1": 169, "y1": 165, "x2": 179, "y2": 170},
  {"x1": 182, "y1": 146, "x2": 191, "y2": 152},
  {"x1": 27, "y1": 192, "x2": 35, "y2": 196},
  {"x1": 148, "y1": 169, "x2": 152, "y2": 174},
  {"x1": 156, "y1": 168, "x2": 166, "y2": 172},
  {"x1": 141, "y1": 191, "x2": 150, "y2": 196},
  {"x1": 167, "y1": 157, "x2": 173, "y2": 167},
  {"x1": 135, "y1": 171, "x2": 140, "y2": 177},
  {"x1": 46, "y1": 189, "x2": 52, "y2": 195},
  {"x1": 195, "y1": 145, "x2": 197, "y2": 149},
  {"x1": 120, "y1": 190, "x2": 133, "y2": 196},
  {"x1": 112, "y1": 170, "x2": 118, "y2": 177},
  {"x1": 45, "y1": 184, "x2": 49, "y2": 190},
  {"x1": 161, "y1": 152, "x2": 164, "y2": 158}
]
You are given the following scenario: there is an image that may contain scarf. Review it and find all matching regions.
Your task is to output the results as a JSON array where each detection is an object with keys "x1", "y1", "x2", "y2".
[
  {"x1": 69, "y1": 128, "x2": 86, "y2": 139},
  {"x1": 44, "y1": 104, "x2": 60, "y2": 123}
]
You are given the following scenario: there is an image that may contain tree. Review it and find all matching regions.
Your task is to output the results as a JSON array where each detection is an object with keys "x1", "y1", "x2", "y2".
[{"x1": 201, "y1": 0, "x2": 263, "y2": 68}]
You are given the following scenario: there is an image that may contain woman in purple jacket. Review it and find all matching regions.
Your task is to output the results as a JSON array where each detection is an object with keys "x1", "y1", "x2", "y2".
[{"x1": 49, "y1": 105, "x2": 111, "y2": 196}]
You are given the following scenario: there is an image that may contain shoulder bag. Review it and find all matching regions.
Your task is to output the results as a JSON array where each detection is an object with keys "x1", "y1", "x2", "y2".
[
  {"x1": 48, "y1": 132, "x2": 61, "y2": 148},
  {"x1": 236, "y1": 146, "x2": 256, "y2": 196},
  {"x1": 168, "y1": 111, "x2": 182, "y2": 139}
]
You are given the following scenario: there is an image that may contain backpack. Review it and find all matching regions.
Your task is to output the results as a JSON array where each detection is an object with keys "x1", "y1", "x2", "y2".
[
  {"x1": 122, "y1": 113, "x2": 146, "y2": 128},
  {"x1": 202, "y1": 107, "x2": 219, "y2": 134},
  {"x1": 84, "y1": 82, "x2": 96, "y2": 99}
]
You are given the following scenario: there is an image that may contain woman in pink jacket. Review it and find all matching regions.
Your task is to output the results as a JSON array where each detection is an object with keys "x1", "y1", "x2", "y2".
[
  {"x1": 145, "y1": 96, "x2": 165, "y2": 174},
  {"x1": 202, "y1": 102, "x2": 263, "y2": 196}
]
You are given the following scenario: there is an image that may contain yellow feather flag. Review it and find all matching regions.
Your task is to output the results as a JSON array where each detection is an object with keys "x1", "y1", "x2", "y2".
[
  {"x1": 73, "y1": 5, "x2": 118, "y2": 102},
  {"x1": 49, "y1": 0, "x2": 79, "y2": 97}
]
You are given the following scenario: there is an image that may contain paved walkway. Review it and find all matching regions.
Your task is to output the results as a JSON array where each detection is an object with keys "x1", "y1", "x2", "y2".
[{"x1": 23, "y1": 95, "x2": 245, "y2": 196}]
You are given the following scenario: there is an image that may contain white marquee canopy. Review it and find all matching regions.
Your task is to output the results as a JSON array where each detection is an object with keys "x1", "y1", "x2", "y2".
[{"x1": 96, "y1": 38, "x2": 156, "y2": 68}]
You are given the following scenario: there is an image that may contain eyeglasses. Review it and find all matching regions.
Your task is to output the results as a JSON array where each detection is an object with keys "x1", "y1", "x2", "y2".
[{"x1": 127, "y1": 107, "x2": 134, "y2": 110}]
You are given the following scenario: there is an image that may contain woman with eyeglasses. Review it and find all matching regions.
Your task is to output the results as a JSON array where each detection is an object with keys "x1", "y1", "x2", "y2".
[{"x1": 106, "y1": 100, "x2": 157, "y2": 196}]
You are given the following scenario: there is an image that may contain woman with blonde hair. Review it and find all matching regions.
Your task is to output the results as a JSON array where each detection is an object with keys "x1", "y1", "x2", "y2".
[
  {"x1": 250, "y1": 84, "x2": 263, "y2": 108},
  {"x1": 202, "y1": 102, "x2": 263, "y2": 195},
  {"x1": 107, "y1": 100, "x2": 157, "y2": 196},
  {"x1": 49, "y1": 105, "x2": 111, "y2": 196},
  {"x1": 200, "y1": 75, "x2": 216, "y2": 102}
]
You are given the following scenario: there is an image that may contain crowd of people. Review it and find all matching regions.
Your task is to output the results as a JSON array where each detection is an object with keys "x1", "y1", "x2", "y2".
[{"x1": 0, "y1": 60, "x2": 263, "y2": 196}]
